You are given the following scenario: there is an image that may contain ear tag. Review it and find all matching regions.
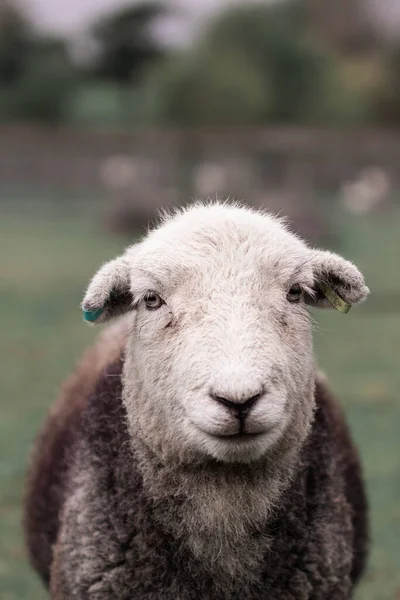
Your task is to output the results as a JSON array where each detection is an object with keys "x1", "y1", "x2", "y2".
[
  {"x1": 83, "y1": 307, "x2": 104, "y2": 322},
  {"x1": 319, "y1": 283, "x2": 351, "y2": 314}
]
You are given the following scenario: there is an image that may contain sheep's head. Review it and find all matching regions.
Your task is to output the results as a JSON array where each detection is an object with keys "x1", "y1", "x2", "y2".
[{"x1": 83, "y1": 203, "x2": 369, "y2": 465}]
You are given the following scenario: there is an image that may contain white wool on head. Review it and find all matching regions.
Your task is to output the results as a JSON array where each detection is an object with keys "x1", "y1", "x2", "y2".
[{"x1": 83, "y1": 201, "x2": 369, "y2": 465}]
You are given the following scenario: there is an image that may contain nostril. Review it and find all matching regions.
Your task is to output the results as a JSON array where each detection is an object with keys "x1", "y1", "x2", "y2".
[
  {"x1": 245, "y1": 392, "x2": 263, "y2": 409},
  {"x1": 210, "y1": 390, "x2": 264, "y2": 413}
]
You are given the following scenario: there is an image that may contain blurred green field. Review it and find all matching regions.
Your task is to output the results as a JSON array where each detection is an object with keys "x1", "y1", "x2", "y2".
[{"x1": 0, "y1": 206, "x2": 399, "y2": 599}]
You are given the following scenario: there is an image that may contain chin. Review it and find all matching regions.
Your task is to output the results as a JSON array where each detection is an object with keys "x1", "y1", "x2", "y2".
[{"x1": 200, "y1": 431, "x2": 280, "y2": 464}]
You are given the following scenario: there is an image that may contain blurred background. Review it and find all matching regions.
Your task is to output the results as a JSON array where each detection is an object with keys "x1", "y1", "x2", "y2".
[{"x1": 0, "y1": 0, "x2": 400, "y2": 598}]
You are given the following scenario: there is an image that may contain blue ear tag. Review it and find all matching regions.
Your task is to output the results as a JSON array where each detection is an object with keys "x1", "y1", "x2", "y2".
[{"x1": 83, "y1": 308, "x2": 104, "y2": 322}]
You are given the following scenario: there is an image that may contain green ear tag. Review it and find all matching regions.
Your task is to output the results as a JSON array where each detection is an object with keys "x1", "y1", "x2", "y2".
[
  {"x1": 83, "y1": 308, "x2": 103, "y2": 322},
  {"x1": 319, "y1": 283, "x2": 351, "y2": 314}
]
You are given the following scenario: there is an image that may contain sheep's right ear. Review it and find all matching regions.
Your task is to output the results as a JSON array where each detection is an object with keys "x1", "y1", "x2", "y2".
[{"x1": 81, "y1": 256, "x2": 133, "y2": 324}]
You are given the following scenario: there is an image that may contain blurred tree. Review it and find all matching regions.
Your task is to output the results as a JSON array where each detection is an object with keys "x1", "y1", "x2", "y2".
[
  {"x1": 202, "y1": 1, "x2": 333, "y2": 124},
  {"x1": 307, "y1": 0, "x2": 377, "y2": 56},
  {"x1": 0, "y1": 0, "x2": 77, "y2": 125},
  {"x1": 372, "y1": 47, "x2": 400, "y2": 126},
  {"x1": 149, "y1": 48, "x2": 269, "y2": 126},
  {"x1": 91, "y1": 1, "x2": 169, "y2": 87},
  {"x1": 0, "y1": 0, "x2": 31, "y2": 84},
  {"x1": 11, "y1": 36, "x2": 77, "y2": 123},
  {"x1": 147, "y1": 1, "x2": 361, "y2": 126}
]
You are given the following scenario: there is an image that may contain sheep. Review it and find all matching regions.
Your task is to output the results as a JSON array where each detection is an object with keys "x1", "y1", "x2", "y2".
[{"x1": 24, "y1": 202, "x2": 370, "y2": 600}]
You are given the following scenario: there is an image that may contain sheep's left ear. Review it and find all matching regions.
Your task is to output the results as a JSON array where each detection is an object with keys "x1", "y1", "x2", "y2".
[
  {"x1": 306, "y1": 250, "x2": 369, "y2": 312},
  {"x1": 81, "y1": 255, "x2": 133, "y2": 324}
]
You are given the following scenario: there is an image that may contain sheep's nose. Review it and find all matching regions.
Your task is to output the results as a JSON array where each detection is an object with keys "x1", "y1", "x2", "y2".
[{"x1": 210, "y1": 389, "x2": 264, "y2": 419}]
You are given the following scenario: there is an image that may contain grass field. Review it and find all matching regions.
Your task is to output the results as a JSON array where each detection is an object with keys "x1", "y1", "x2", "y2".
[{"x1": 0, "y1": 206, "x2": 399, "y2": 599}]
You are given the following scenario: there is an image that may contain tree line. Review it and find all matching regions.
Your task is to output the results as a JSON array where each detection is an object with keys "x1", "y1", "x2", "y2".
[{"x1": 1, "y1": 0, "x2": 400, "y2": 127}]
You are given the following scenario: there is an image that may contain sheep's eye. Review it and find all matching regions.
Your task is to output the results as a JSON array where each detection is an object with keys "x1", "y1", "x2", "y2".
[
  {"x1": 144, "y1": 292, "x2": 164, "y2": 310},
  {"x1": 287, "y1": 284, "x2": 303, "y2": 303}
]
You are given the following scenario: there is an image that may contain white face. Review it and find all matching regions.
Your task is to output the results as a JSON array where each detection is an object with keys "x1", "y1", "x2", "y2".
[{"x1": 83, "y1": 204, "x2": 369, "y2": 464}]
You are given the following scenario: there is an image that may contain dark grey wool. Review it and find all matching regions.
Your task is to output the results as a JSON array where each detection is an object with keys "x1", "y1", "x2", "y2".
[{"x1": 24, "y1": 352, "x2": 368, "y2": 600}]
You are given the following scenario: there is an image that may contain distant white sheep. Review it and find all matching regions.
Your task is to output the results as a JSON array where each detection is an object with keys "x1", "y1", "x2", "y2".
[
  {"x1": 194, "y1": 162, "x2": 227, "y2": 197},
  {"x1": 24, "y1": 202, "x2": 369, "y2": 599},
  {"x1": 341, "y1": 166, "x2": 391, "y2": 214}
]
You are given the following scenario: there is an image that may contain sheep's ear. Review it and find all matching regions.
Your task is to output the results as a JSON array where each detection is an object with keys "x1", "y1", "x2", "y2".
[
  {"x1": 81, "y1": 256, "x2": 133, "y2": 324},
  {"x1": 306, "y1": 250, "x2": 369, "y2": 312}
]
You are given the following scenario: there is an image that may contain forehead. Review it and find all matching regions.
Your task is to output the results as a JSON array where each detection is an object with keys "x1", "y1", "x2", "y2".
[{"x1": 129, "y1": 205, "x2": 311, "y2": 291}]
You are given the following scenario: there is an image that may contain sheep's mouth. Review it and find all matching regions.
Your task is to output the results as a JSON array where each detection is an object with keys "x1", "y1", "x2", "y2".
[{"x1": 209, "y1": 432, "x2": 267, "y2": 442}]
